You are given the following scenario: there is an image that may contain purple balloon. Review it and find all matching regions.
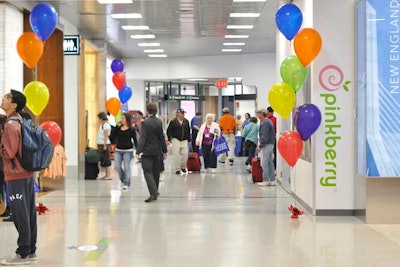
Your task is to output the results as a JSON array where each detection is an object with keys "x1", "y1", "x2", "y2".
[
  {"x1": 111, "y1": 59, "x2": 124, "y2": 73},
  {"x1": 295, "y1": 103, "x2": 321, "y2": 140},
  {"x1": 118, "y1": 85, "x2": 132, "y2": 103}
]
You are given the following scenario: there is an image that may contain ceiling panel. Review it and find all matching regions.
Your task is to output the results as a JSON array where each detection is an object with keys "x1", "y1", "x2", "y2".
[{"x1": 7, "y1": 0, "x2": 283, "y2": 59}]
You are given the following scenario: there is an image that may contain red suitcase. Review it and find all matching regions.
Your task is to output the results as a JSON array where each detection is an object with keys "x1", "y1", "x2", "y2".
[
  {"x1": 251, "y1": 157, "x2": 263, "y2": 183},
  {"x1": 187, "y1": 152, "x2": 201, "y2": 172}
]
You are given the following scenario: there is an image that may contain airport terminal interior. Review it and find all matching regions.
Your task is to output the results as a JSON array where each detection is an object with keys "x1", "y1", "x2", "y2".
[{"x1": 0, "y1": 156, "x2": 400, "y2": 267}]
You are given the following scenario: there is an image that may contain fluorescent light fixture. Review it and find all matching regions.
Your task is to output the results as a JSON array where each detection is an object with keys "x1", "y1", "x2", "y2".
[
  {"x1": 148, "y1": 54, "x2": 168, "y2": 58},
  {"x1": 222, "y1": 49, "x2": 242, "y2": 52},
  {"x1": 187, "y1": 78, "x2": 208, "y2": 81},
  {"x1": 122, "y1": 25, "x2": 149, "y2": 30},
  {"x1": 223, "y1": 42, "x2": 245, "y2": 46},
  {"x1": 111, "y1": 13, "x2": 142, "y2": 19},
  {"x1": 138, "y1": 43, "x2": 160, "y2": 47},
  {"x1": 144, "y1": 49, "x2": 165, "y2": 53},
  {"x1": 225, "y1": 35, "x2": 249, "y2": 38},
  {"x1": 130, "y1": 34, "x2": 156, "y2": 39},
  {"x1": 229, "y1": 13, "x2": 260, "y2": 18},
  {"x1": 227, "y1": 25, "x2": 254, "y2": 29},
  {"x1": 233, "y1": 0, "x2": 266, "y2": 2},
  {"x1": 98, "y1": 0, "x2": 132, "y2": 3}
]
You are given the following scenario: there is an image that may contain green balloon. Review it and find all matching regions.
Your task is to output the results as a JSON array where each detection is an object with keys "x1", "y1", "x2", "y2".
[
  {"x1": 280, "y1": 55, "x2": 308, "y2": 93},
  {"x1": 115, "y1": 110, "x2": 123, "y2": 123}
]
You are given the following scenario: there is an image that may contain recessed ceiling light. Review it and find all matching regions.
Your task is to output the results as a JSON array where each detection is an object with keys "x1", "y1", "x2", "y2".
[
  {"x1": 122, "y1": 25, "x2": 150, "y2": 30},
  {"x1": 98, "y1": 0, "x2": 132, "y2": 3},
  {"x1": 225, "y1": 35, "x2": 249, "y2": 38},
  {"x1": 229, "y1": 13, "x2": 260, "y2": 18},
  {"x1": 144, "y1": 49, "x2": 165, "y2": 53},
  {"x1": 233, "y1": 0, "x2": 266, "y2": 2},
  {"x1": 111, "y1": 13, "x2": 142, "y2": 19},
  {"x1": 130, "y1": 34, "x2": 156, "y2": 39},
  {"x1": 223, "y1": 42, "x2": 246, "y2": 46},
  {"x1": 222, "y1": 49, "x2": 242, "y2": 52},
  {"x1": 187, "y1": 78, "x2": 209, "y2": 81},
  {"x1": 227, "y1": 25, "x2": 254, "y2": 29},
  {"x1": 148, "y1": 54, "x2": 168, "y2": 58},
  {"x1": 138, "y1": 43, "x2": 160, "y2": 47}
]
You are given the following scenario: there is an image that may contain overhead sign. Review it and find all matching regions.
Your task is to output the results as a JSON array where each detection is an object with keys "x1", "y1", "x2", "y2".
[
  {"x1": 163, "y1": 95, "x2": 205, "y2": 101},
  {"x1": 63, "y1": 35, "x2": 80, "y2": 55},
  {"x1": 215, "y1": 79, "x2": 228, "y2": 88}
]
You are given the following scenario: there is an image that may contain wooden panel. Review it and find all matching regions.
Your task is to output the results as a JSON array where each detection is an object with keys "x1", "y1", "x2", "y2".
[{"x1": 23, "y1": 13, "x2": 64, "y2": 146}]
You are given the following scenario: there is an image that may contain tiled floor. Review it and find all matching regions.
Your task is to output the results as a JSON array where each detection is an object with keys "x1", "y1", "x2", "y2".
[{"x1": 1, "y1": 156, "x2": 400, "y2": 267}]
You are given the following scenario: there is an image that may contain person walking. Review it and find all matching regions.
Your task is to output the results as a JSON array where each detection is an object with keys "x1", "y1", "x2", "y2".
[
  {"x1": 190, "y1": 112, "x2": 202, "y2": 153},
  {"x1": 266, "y1": 106, "x2": 277, "y2": 169},
  {"x1": 240, "y1": 112, "x2": 251, "y2": 157},
  {"x1": 96, "y1": 112, "x2": 112, "y2": 180},
  {"x1": 136, "y1": 103, "x2": 168, "y2": 203},
  {"x1": 166, "y1": 108, "x2": 191, "y2": 174},
  {"x1": 195, "y1": 113, "x2": 221, "y2": 173},
  {"x1": 0, "y1": 90, "x2": 37, "y2": 265},
  {"x1": 256, "y1": 108, "x2": 276, "y2": 186},
  {"x1": 241, "y1": 116, "x2": 259, "y2": 172},
  {"x1": 218, "y1": 107, "x2": 236, "y2": 165},
  {"x1": 113, "y1": 112, "x2": 138, "y2": 190}
]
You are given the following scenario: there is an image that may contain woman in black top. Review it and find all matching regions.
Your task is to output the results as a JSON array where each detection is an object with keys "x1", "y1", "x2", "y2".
[{"x1": 114, "y1": 113, "x2": 138, "y2": 190}]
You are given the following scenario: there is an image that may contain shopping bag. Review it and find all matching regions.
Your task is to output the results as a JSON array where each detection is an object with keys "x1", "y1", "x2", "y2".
[{"x1": 213, "y1": 136, "x2": 230, "y2": 156}]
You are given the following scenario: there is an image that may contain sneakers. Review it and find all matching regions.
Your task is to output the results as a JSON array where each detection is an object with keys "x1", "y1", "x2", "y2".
[
  {"x1": 218, "y1": 160, "x2": 225, "y2": 164},
  {"x1": 246, "y1": 166, "x2": 252, "y2": 173},
  {"x1": 181, "y1": 168, "x2": 187, "y2": 174},
  {"x1": 2, "y1": 216, "x2": 12, "y2": 222},
  {"x1": 269, "y1": 181, "x2": 276, "y2": 186},
  {"x1": 122, "y1": 185, "x2": 128, "y2": 190},
  {"x1": 257, "y1": 182, "x2": 268, "y2": 187},
  {"x1": 229, "y1": 159, "x2": 234, "y2": 166},
  {"x1": 211, "y1": 168, "x2": 216, "y2": 173},
  {"x1": 1, "y1": 254, "x2": 32, "y2": 265},
  {"x1": 175, "y1": 170, "x2": 181, "y2": 174}
]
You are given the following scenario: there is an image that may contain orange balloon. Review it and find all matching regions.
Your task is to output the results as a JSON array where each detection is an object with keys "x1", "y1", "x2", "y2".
[
  {"x1": 17, "y1": 32, "x2": 44, "y2": 69},
  {"x1": 294, "y1": 28, "x2": 322, "y2": 66},
  {"x1": 106, "y1": 98, "x2": 121, "y2": 116}
]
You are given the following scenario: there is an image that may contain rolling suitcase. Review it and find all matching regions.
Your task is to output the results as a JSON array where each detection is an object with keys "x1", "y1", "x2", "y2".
[
  {"x1": 85, "y1": 161, "x2": 99, "y2": 180},
  {"x1": 187, "y1": 152, "x2": 201, "y2": 172},
  {"x1": 251, "y1": 157, "x2": 263, "y2": 183}
]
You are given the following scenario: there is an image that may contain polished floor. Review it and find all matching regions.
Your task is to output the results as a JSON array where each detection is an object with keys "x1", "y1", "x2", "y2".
[{"x1": 1, "y1": 156, "x2": 400, "y2": 267}]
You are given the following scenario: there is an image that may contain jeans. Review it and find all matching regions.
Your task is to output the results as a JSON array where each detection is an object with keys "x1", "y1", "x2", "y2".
[
  {"x1": 260, "y1": 144, "x2": 275, "y2": 182},
  {"x1": 114, "y1": 150, "x2": 133, "y2": 186}
]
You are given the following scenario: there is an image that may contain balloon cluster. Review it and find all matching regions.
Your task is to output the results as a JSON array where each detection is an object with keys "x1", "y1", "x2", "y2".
[
  {"x1": 106, "y1": 59, "x2": 132, "y2": 121},
  {"x1": 270, "y1": 3, "x2": 323, "y2": 167},
  {"x1": 17, "y1": 3, "x2": 62, "y2": 146}
]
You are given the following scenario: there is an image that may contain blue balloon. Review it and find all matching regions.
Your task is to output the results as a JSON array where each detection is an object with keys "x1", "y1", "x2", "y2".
[
  {"x1": 275, "y1": 3, "x2": 303, "y2": 41},
  {"x1": 121, "y1": 102, "x2": 129, "y2": 112},
  {"x1": 118, "y1": 86, "x2": 132, "y2": 103},
  {"x1": 295, "y1": 103, "x2": 321, "y2": 141},
  {"x1": 30, "y1": 3, "x2": 59, "y2": 41},
  {"x1": 111, "y1": 59, "x2": 124, "y2": 73}
]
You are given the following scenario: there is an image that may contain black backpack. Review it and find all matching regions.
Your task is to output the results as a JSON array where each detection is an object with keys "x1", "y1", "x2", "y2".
[{"x1": 8, "y1": 116, "x2": 54, "y2": 172}]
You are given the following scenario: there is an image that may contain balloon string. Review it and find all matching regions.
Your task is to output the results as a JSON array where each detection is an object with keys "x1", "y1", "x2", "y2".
[{"x1": 291, "y1": 166, "x2": 297, "y2": 207}]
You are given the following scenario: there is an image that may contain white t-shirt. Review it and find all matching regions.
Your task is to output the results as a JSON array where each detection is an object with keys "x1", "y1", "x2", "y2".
[{"x1": 96, "y1": 122, "x2": 111, "y2": 145}]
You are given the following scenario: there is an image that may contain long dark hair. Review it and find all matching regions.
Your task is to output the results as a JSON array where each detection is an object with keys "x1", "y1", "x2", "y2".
[{"x1": 122, "y1": 112, "x2": 132, "y2": 128}]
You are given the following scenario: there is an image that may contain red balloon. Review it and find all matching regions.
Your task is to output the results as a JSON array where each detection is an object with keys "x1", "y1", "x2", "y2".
[
  {"x1": 278, "y1": 131, "x2": 304, "y2": 167},
  {"x1": 112, "y1": 71, "x2": 126, "y2": 90},
  {"x1": 41, "y1": 121, "x2": 62, "y2": 146}
]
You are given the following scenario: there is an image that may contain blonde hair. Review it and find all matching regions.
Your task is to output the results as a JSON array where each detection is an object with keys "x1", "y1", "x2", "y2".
[{"x1": 205, "y1": 113, "x2": 215, "y2": 121}]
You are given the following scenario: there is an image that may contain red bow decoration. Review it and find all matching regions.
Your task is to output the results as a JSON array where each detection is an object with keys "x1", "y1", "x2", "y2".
[
  {"x1": 36, "y1": 202, "x2": 49, "y2": 215},
  {"x1": 288, "y1": 204, "x2": 304, "y2": 219}
]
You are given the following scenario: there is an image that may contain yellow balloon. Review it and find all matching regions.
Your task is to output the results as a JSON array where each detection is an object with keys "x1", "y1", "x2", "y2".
[
  {"x1": 268, "y1": 82, "x2": 296, "y2": 118},
  {"x1": 24, "y1": 81, "x2": 50, "y2": 116}
]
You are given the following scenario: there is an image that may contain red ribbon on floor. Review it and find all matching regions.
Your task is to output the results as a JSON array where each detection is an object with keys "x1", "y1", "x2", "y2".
[
  {"x1": 36, "y1": 202, "x2": 49, "y2": 215},
  {"x1": 288, "y1": 204, "x2": 303, "y2": 219}
]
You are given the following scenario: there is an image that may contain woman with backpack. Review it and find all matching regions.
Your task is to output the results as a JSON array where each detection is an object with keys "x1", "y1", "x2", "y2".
[{"x1": 113, "y1": 112, "x2": 138, "y2": 190}]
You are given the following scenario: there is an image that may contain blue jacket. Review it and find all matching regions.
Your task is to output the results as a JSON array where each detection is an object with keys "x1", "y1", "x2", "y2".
[{"x1": 259, "y1": 118, "x2": 275, "y2": 148}]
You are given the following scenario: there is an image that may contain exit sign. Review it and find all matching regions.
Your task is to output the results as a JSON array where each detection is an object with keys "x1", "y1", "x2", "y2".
[
  {"x1": 63, "y1": 35, "x2": 80, "y2": 55},
  {"x1": 215, "y1": 79, "x2": 227, "y2": 88}
]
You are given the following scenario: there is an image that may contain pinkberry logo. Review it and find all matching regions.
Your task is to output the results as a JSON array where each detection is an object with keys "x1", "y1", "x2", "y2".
[{"x1": 319, "y1": 65, "x2": 350, "y2": 92}]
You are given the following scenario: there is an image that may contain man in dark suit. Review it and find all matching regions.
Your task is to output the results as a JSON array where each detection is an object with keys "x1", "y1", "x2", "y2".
[{"x1": 136, "y1": 102, "x2": 168, "y2": 203}]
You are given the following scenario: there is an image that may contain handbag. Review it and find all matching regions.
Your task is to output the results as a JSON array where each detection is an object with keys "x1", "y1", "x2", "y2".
[
  {"x1": 213, "y1": 136, "x2": 230, "y2": 156},
  {"x1": 100, "y1": 150, "x2": 112, "y2": 167}
]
